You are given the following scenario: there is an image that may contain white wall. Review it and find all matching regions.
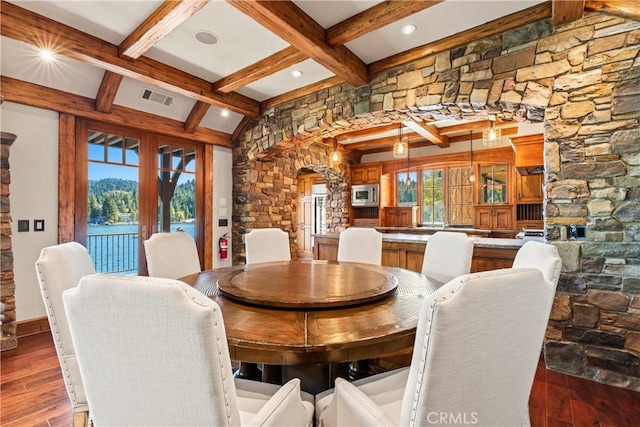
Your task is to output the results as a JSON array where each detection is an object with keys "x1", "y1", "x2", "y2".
[
  {"x1": 1, "y1": 102, "x2": 59, "y2": 321},
  {"x1": 212, "y1": 146, "x2": 233, "y2": 268}
]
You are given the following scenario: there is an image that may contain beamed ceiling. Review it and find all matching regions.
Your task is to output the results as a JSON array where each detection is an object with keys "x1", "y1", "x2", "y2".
[{"x1": 1, "y1": 0, "x2": 639, "y2": 152}]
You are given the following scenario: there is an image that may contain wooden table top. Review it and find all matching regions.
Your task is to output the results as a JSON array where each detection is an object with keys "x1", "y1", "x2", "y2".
[
  {"x1": 217, "y1": 261, "x2": 398, "y2": 308},
  {"x1": 180, "y1": 260, "x2": 437, "y2": 365}
]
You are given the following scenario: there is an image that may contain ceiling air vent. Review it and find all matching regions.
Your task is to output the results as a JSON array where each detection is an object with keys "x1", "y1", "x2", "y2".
[{"x1": 140, "y1": 88, "x2": 174, "y2": 106}]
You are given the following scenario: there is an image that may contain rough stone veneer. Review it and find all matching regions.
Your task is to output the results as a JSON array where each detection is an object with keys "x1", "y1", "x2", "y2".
[
  {"x1": 233, "y1": 12, "x2": 640, "y2": 389},
  {"x1": 1, "y1": 132, "x2": 17, "y2": 351}
]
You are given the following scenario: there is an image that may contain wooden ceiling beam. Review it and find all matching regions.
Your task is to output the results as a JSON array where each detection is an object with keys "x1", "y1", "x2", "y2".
[
  {"x1": 353, "y1": 126, "x2": 519, "y2": 153},
  {"x1": 1, "y1": 76, "x2": 232, "y2": 147},
  {"x1": 584, "y1": 1, "x2": 640, "y2": 20},
  {"x1": 0, "y1": 1, "x2": 259, "y2": 117},
  {"x1": 213, "y1": 47, "x2": 308, "y2": 93},
  {"x1": 227, "y1": 0, "x2": 367, "y2": 87},
  {"x1": 345, "y1": 132, "x2": 427, "y2": 150},
  {"x1": 402, "y1": 120, "x2": 449, "y2": 147},
  {"x1": 369, "y1": 2, "x2": 553, "y2": 75},
  {"x1": 217, "y1": 1, "x2": 438, "y2": 94},
  {"x1": 326, "y1": 1, "x2": 443, "y2": 46},
  {"x1": 95, "y1": 71, "x2": 123, "y2": 113},
  {"x1": 184, "y1": 101, "x2": 211, "y2": 133},
  {"x1": 336, "y1": 123, "x2": 402, "y2": 142},
  {"x1": 552, "y1": 0, "x2": 585, "y2": 26},
  {"x1": 119, "y1": 0, "x2": 209, "y2": 59}
]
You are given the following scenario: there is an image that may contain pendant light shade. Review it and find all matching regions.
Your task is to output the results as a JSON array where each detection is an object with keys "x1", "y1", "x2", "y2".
[
  {"x1": 468, "y1": 130, "x2": 475, "y2": 183},
  {"x1": 483, "y1": 115, "x2": 501, "y2": 147},
  {"x1": 330, "y1": 137, "x2": 341, "y2": 167},
  {"x1": 393, "y1": 125, "x2": 408, "y2": 159}
]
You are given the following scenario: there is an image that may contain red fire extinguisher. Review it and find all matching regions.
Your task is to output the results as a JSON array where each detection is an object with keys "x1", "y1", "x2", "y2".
[{"x1": 219, "y1": 233, "x2": 229, "y2": 259}]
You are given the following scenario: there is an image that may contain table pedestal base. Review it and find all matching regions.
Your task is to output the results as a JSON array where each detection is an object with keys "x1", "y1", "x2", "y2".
[
  {"x1": 233, "y1": 362, "x2": 262, "y2": 381},
  {"x1": 348, "y1": 360, "x2": 373, "y2": 380}
]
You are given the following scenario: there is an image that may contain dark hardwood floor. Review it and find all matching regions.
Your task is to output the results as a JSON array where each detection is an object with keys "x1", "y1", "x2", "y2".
[{"x1": 2, "y1": 332, "x2": 639, "y2": 426}]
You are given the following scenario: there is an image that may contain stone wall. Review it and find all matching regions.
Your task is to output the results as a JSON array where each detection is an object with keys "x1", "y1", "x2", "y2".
[
  {"x1": 233, "y1": 12, "x2": 640, "y2": 389},
  {"x1": 542, "y1": 16, "x2": 640, "y2": 390},
  {"x1": 1, "y1": 132, "x2": 17, "y2": 351}
]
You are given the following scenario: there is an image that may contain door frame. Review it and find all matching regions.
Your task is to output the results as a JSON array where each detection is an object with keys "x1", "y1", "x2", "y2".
[{"x1": 64, "y1": 118, "x2": 209, "y2": 274}]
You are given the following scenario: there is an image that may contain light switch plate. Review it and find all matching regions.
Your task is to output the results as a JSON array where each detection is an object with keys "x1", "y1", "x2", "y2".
[
  {"x1": 34, "y1": 219, "x2": 45, "y2": 232},
  {"x1": 18, "y1": 220, "x2": 29, "y2": 232}
]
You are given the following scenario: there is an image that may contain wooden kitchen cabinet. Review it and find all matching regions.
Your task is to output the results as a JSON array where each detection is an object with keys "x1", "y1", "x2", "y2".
[
  {"x1": 515, "y1": 173, "x2": 543, "y2": 203},
  {"x1": 351, "y1": 163, "x2": 381, "y2": 184},
  {"x1": 475, "y1": 206, "x2": 513, "y2": 231},
  {"x1": 384, "y1": 206, "x2": 419, "y2": 227}
]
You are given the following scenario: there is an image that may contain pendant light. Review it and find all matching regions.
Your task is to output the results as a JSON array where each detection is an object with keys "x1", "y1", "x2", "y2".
[
  {"x1": 405, "y1": 136, "x2": 411, "y2": 189},
  {"x1": 330, "y1": 137, "x2": 341, "y2": 167},
  {"x1": 483, "y1": 115, "x2": 501, "y2": 147},
  {"x1": 393, "y1": 124, "x2": 408, "y2": 159},
  {"x1": 469, "y1": 130, "x2": 475, "y2": 183}
]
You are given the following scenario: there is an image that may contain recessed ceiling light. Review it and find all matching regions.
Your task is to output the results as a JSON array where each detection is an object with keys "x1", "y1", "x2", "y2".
[
  {"x1": 221, "y1": 109, "x2": 230, "y2": 118},
  {"x1": 195, "y1": 30, "x2": 218, "y2": 45},
  {"x1": 291, "y1": 69, "x2": 303, "y2": 78},
  {"x1": 401, "y1": 24, "x2": 416, "y2": 35},
  {"x1": 38, "y1": 48, "x2": 56, "y2": 62}
]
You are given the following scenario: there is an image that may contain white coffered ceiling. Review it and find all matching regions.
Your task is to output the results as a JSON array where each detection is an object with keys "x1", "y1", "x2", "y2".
[{"x1": 0, "y1": 0, "x2": 596, "y2": 146}]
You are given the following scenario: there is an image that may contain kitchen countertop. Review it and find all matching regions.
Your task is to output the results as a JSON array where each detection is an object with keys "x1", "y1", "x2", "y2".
[{"x1": 314, "y1": 232, "x2": 531, "y2": 249}]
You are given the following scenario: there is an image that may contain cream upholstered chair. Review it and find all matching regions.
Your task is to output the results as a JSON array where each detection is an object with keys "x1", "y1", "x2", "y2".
[
  {"x1": 315, "y1": 267, "x2": 559, "y2": 427},
  {"x1": 244, "y1": 228, "x2": 291, "y2": 264},
  {"x1": 63, "y1": 274, "x2": 314, "y2": 426},
  {"x1": 35, "y1": 242, "x2": 95, "y2": 427},
  {"x1": 144, "y1": 231, "x2": 201, "y2": 279},
  {"x1": 336, "y1": 227, "x2": 383, "y2": 265},
  {"x1": 421, "y1": 231, "x2": 474, "y2": 284},
  {"x1": 513, "y1": 240, "x2": 562, "y2": 286}
]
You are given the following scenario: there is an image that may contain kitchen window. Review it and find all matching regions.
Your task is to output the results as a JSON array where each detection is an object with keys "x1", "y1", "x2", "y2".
[
  {"x1": 397, "y1": 171, "x2": 418, "y2": 206},
  {"x1": 396, "y1": 166, "x2": 473, "y2": 226}
]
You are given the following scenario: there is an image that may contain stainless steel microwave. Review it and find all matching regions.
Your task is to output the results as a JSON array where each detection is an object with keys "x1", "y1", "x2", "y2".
[{"x1": 351, "y1": 184, "x2": 379, "y2": 207}]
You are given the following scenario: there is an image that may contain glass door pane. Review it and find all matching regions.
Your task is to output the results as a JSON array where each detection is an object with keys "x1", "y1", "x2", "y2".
[
  {"x1": 156, "y1": 143, "x2": 197, "y2": 239},
  {"x1": 86, "y1": 130, "x2": 140, "y2": 273}
]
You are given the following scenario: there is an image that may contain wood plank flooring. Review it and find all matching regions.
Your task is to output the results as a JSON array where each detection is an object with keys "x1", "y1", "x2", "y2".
[{"x1": 2, "y1": 332, "x2": 639, "y2": 426}]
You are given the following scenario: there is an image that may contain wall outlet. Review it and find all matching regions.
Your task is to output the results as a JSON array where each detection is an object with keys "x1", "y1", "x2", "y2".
[{"x1": 567, "y1": 225, "x2": 586, "y2": 240}]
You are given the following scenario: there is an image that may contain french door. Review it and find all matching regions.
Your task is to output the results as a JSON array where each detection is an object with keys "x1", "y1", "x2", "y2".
[{"x1": 75, "y1": 120, "x2": 204, "y2": 275}]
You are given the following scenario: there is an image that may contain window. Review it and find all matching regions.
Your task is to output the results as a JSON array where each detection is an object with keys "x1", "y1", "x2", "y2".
[
  {"x1": 421, "y1": 169, "x2": 444, "y2": 225},
  {"x1": 396, "y1": 166, "x2": 474, "y2": 226},
  {"x1": 397, "y1": 171, "x2": 418, "y2": 206}
]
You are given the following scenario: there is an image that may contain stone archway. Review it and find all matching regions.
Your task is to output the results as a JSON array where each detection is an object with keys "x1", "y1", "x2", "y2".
[
  {"x1": 232, "y1": 12, "x2": 640, "y2": 389},
  {"x1": 231, "y1": 142, "x2": 355, "y2": 263}
]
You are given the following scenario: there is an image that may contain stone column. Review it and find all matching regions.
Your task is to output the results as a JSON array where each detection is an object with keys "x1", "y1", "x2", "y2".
[{"x1": 1, "y1": 131, "x2": 17, "y2": 351}]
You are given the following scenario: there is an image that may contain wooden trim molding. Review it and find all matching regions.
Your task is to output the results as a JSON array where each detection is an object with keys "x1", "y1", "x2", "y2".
[
  {"x1": 2, "y1": 76, "x2": 233, "y2": 147},
  {"x1": 58, "y1": 114, "x2": 76, "y2": 243},
  {"x1": 16, "y1": 317, "x2": 50, "y2": 338}
]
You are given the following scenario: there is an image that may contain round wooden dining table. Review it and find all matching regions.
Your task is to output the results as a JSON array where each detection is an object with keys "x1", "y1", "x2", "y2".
[{"x1": 180, "y1": 260, "x2": 437, "y2": 367}]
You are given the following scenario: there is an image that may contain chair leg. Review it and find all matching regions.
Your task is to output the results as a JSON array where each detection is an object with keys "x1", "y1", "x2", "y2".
[{"x1": 72, "y1": 410, "x2": 89, "y2": 427}]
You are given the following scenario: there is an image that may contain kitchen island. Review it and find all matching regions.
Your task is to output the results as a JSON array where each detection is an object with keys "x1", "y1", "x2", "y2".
[{"x1": 313, "y1": 233, "x2": 529, "y2": 274}]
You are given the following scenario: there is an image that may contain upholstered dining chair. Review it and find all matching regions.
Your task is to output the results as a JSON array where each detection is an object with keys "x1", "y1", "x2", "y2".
[
  {"x1": 315, "y1": 267, "x2": 558, "y2": 427},
  {"x1": 144, "y1": 231, "x2": 201, "y2": 279},
  {"x1": 421, "y1": 231, "x2": 474, "y2": 284},
  {"x1": 244, "y1": 228, "x2": 291, "y2": 264},
  {"x1": 513, "y1": 240, "x2": 563, "y2": 286},
  {"x1": 63, "y1": 274, "x2": 314, "y2": 426},
  {"x1": 336, "y1": 227, "x2": 383, "y2": 265},
  {"x1": 35, "y1": 242, "x2": 95, "y2": 427}
]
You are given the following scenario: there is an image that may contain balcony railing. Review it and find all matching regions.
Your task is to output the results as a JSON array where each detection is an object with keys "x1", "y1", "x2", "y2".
[{"x1": 87, "y1": 232, "x2": 138, "y2": 273}]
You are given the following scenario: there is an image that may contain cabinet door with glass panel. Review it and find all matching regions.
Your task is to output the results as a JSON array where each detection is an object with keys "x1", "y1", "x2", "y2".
[{"x1": 478, "y1": 164, "x2": 509, "y2": 204}]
